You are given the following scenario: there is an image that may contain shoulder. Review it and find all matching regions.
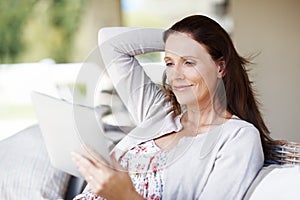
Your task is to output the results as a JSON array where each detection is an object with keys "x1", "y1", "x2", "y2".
[
  {"x1": 225, "y1": 116, "x2": 259, "y2": 134},
  {"x1": 220, "y1": 116, "x2": 261, "y2": 145},
  {"x1": 209, "y1": 116, "x2": 264, "y2": 163}
]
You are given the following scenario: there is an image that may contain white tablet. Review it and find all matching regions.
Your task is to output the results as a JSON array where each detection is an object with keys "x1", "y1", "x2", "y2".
[{"x1": 31, "y1": 91, "x2": 111, "y2": 178}]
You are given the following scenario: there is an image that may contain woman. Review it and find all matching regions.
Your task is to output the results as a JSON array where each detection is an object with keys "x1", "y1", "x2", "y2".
[{"x1": 72, "y1": 15, "x2": 272, "y2": 199}]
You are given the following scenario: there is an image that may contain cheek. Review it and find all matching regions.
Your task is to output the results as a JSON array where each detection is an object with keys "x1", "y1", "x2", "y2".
[
  {"x1": 165, "y1": 68, "x2": 175, "y2": 83},
  {"x1": 188, "y1": 69, "x2": 213, "y2": 97},
  {"x1": 193, "y1": 65, "x2": 218, "y2": 85},
  {"x1": 165, "y1": 66, "x2": 215, "y2": 87},
  {"x1": 186, "y1": 68, "x2": 206, "y2": 83}
]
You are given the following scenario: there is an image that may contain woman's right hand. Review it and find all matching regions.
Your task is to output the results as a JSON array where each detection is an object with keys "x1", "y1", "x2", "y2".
[{"x1": 71, "y1": 149, "x2": 144, "y2": 200}]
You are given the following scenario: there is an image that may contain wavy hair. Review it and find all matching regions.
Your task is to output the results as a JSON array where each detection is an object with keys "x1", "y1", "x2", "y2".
[{"x1": 162, "y1": 15, "x2": 274, "y2": 156}]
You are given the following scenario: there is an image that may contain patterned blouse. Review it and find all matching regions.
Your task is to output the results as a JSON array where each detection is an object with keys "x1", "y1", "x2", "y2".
[{"x1": 73, "y1": 140, "x2": 167, "y2": 200}]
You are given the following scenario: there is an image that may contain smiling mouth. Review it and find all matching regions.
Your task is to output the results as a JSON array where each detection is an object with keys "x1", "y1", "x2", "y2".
[{"x1": 173, "y1": 84, "x2": 193, "y2": 91}]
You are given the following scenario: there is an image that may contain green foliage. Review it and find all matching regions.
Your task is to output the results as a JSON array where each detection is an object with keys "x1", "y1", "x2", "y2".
[
  {"x1": 0, "y1": 0, "x2": 38, "y2": 63},
  {"x1": 0, "y1": 0, "x2": 86, "y2": 63},
  {"x1": 47, "y1": 0, "x2": 85, "y2": 62}
]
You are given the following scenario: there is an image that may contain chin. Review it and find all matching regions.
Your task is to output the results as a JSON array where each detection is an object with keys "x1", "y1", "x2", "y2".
[{"x1": 176, "y1": 97, "x2": 195, "y2": 106}]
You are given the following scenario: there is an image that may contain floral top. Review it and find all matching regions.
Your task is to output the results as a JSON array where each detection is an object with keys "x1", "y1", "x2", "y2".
[{"x1": 73, "y1": 140, "x2": 167, "y2": 200}]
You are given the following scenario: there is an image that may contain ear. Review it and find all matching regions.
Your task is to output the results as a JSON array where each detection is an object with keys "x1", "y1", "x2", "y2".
[{"x1": 216, "y1": 59, "x2": 226, "y2": 78}]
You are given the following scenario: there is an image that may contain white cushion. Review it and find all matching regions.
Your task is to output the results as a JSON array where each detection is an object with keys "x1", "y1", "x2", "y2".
[
  {"x1": 245, "y1": 164, "x2": 300, "y2": 199},
  {"x1": 0, "y1": 125, "x2": 70, "y2": 199}
]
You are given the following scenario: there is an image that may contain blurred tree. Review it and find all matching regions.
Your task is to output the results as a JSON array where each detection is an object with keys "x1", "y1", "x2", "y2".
[
  {"x1": 0, "y1": 0, "x2": 38, "y2": 63},
  {"x1": 0, "y1": 0, "x2": 85, "y2": 63},
  {"x1": 47, "y1": 0, "x2": 85, "y2": 62}
]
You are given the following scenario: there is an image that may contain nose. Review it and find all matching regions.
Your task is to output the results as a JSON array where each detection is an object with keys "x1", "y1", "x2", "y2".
[{"x1": 169, "y1": 63, "x2": 185, "y2": 79}]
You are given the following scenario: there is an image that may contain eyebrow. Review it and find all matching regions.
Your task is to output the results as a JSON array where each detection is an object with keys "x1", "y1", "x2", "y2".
[
  {"x1": 164, "y1": 55, "x2": 198, "y2": 61},
  {"x1": 164, "y1": 56, "x2": 172, "y2": 61}
]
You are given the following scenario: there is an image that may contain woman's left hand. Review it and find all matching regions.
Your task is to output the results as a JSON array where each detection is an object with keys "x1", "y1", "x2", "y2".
[{"x1": 71, "y1": 148, "x2": 139, "y2": 200}]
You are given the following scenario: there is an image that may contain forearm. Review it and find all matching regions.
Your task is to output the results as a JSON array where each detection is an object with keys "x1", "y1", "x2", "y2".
[{"x1": 98, "y1": 27, "x2": 164, "y2": 61}]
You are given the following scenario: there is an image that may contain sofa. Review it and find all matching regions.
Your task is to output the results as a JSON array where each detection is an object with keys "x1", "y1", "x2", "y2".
[
  {"x1": 245, "y1": 141, "x2": 300, "y2": 199},
  {"x1": 0, "y1": 124, "x2": 86, "y2": 199},
  {"x1": 1, "y1": 62, "x2": 299, "y2": 199},
  {"x1": 1, "y1": 122, "x2": 299, "y2": 199}
]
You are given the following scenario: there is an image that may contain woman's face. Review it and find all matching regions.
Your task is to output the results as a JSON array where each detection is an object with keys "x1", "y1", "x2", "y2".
[{"x1": 164, "y1": 32, "x2": 223, "y2": 107}]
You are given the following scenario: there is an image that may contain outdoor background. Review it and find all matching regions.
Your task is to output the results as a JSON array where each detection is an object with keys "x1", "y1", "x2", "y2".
[{"x1": 1, "y1": 0, "x2": 299, "y2": 142}]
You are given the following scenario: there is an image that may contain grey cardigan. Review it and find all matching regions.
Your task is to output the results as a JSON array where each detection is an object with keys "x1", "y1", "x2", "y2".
[{"x1": 98, "y1": 27, "x2": 264, "y2": 200}]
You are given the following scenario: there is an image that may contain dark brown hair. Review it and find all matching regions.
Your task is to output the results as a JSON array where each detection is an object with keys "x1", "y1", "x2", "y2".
[{"x1": 162, "y1": 15, "x2": 273, "y2": 156}]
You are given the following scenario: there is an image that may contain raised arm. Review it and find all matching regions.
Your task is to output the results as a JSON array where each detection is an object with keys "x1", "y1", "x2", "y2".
[{"x1": 98, "y1": 27, "x2": 166, "y2": 125}]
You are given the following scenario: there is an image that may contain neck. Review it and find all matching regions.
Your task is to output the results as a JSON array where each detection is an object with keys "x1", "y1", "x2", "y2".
[{"x1": 183, "y1": 102, "x2": 230, "y2": 134}]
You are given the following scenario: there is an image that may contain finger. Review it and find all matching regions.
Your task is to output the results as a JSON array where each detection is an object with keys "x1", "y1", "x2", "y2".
[
  {"x1": 82, "y1": 145, "x2": 110, "y2": 168},
  {"x1": 71, "y1": 152, "x2": 90, "y2": 167},
  {"x1": 111, "y1": 152, "x2": 125, "y2": 172},
  {"x1": 71, "y1": 152, "x2": 98, "y2": 180},
  {"x1": 72, "y1": 152, "x2": 105, "y2": 192}
]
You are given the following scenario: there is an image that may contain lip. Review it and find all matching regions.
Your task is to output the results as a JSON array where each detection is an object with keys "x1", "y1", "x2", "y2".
[{"x1": 173, "y1": 84, "x2": 193, "y2": 91}]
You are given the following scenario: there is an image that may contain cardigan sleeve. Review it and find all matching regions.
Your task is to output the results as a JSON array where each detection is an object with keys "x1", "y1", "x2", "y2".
[
  {"x1": 98, "y1": 27, "x2": 167, "y2": 125},
  {"x1": 198, "y1": 125, "x2": 264, "y2": 199}
]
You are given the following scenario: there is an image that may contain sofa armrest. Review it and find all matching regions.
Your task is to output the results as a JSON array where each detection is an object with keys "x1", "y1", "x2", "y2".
[{"x1": 0, "y1": 124, "x2": 71, "y2": 199}]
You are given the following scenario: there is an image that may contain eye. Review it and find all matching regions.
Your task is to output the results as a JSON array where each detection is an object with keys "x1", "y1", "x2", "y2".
[
  {"x1": 184, "y1": 60, "x2": 195, "y2": 66},
  {"x1": 165, "y1": 62, "x2": 174, "y2": 67}
]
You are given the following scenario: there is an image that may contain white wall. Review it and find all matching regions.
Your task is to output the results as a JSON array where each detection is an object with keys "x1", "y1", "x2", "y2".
[{"x1": 231, "y1": 0, "x2": 300, "y2": 142}]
